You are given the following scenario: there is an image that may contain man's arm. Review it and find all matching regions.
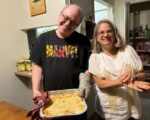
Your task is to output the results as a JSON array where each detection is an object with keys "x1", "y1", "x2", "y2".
[{"x1": 32, "y1": 64, "x2": 42, "y2": 98}]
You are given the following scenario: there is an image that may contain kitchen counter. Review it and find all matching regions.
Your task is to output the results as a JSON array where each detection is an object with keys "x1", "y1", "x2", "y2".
[{"x1": 0, "y1": 101, "x2": 30, "y2": 120}]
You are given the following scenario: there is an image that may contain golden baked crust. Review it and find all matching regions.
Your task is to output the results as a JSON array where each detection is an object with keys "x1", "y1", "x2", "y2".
[{"x1": 42, "y1": 91, "x2": 85, "y2": 117}]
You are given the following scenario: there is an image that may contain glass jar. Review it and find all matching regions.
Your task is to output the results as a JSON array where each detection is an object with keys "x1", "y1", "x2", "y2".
[
  {"x1": 16, "y1": 60, "x2": 22, "y2": 72},
  {"x1": 16, "y1": 60, "x2": 26, "y2": 72},
  {"x1": 25, "y1": 60, "x2": 32, "y2": 71}
]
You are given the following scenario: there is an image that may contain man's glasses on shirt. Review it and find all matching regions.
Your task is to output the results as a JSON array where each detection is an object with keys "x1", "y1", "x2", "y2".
[{"x1": 61, "y1": 12, "x2": 79, "y2": 27}]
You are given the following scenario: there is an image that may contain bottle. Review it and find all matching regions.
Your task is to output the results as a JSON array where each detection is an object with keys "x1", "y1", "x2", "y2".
[
  {"x1": 144, "y1": 25, "x2": 150, "y2": 37},
  {"x1": 139, "y1": 26, "x2": 144, "y2": 37},
  {"x1": 134, "y1": 27, "x2": 138, "y2": 37}
]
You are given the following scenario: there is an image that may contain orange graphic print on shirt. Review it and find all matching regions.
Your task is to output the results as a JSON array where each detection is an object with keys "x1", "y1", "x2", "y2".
[{"x1": 46, "y1": 44, "x2": 78, "y2": 58}]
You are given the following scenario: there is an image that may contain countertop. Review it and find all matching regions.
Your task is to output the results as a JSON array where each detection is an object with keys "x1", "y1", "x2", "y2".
[{"x1": 0, "y1": 101, "x2": 30, "y2": 120}]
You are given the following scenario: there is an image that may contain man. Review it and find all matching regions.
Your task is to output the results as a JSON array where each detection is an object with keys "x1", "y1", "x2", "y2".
[{"x1": 30, "y1": 4, "x2": 91, "y2": 120}]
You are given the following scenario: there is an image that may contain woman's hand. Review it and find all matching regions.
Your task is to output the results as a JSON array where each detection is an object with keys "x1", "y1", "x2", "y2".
[
  {"x1": 126, "y1": 81, "x2": 150, "y2": 92},
  {"x1": 118, "y1": 72, "x2": 133, "y2": 84}
]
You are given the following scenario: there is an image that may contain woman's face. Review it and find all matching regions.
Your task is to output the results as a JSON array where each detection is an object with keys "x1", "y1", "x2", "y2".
[{"x1": 96, "y1": 22, "x2": 115, "y2": 49}]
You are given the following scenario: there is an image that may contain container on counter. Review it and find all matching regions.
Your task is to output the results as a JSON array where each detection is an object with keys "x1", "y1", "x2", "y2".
[
  {"x1": 16, "y1": 60, "x2": 26, "y2": 72},
  {"x1": 25, "y1": 60, "x2": 32, "y2": 71}
]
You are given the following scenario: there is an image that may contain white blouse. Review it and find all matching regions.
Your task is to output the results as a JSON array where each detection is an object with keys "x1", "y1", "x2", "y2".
[{"x1": 89, "y1": 45, "x2": 143, "y2": 120}]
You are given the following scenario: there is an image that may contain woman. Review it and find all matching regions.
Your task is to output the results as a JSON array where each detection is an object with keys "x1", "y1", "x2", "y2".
[{"x1": 88, "y1": 19, "x2": 150, "y2": 120}]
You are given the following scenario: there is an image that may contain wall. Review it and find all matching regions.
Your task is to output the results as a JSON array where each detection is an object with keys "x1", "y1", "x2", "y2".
[
  {"x1": 130, "y1": 10, "x2": 150, "y2": 29},
  {"x1": 0, "y1": 0, "x2": 32, "y2": 109},
  {"x1": 18, "y1": 0, "x2": 66, "y2": 30},
  {"x1": 140, "y1": 10, "x2": 150, "y2": 27},
  {"x1": 0, "y1": 0, "x2": 66, "y2": 110},
  {"x1": 103, "y1": 0, "x2": 114, "y2": 6},
  {"x1": 70, "y1": 0, "x2": 94, "y2": 19},
  {"x1": 18, "y1": 0, "x2": 94, "y2": 30}
]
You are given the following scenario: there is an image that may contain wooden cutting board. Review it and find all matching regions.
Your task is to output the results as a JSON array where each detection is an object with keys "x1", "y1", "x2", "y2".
[{"x1": 0, "y1": 101, "x2": 30, "y2": 120}]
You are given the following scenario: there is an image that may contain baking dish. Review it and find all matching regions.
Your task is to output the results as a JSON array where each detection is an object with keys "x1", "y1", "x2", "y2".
[{"x1": 39, "y1": 89, "x2": 87, "y2": 119}]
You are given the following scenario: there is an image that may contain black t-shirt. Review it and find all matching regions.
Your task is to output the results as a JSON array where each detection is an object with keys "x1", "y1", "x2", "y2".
[{"x1": 30, "y1": 30, "x2": 91, "y2": 91}]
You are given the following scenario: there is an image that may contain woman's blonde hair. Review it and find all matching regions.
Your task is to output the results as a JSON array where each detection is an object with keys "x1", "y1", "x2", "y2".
[{"x1": 91, "y1": 19, "x2": 126, "y2": 53}]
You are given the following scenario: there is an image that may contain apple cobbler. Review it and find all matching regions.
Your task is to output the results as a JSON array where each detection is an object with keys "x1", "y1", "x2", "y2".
[{"x1": 42, "y1": 91, "x2": 86, "y2": 117}]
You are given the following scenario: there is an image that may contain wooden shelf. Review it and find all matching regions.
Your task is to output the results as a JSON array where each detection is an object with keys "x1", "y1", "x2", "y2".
[
  {"x1": 136, "y1": 50, "x2": 150, "y2": 52},
  {"x1": 143, "y1": 64, "x2": 150, "y2": 67},
  {"x1": 129, "y1": 37, "x2": 150, "y2": 42},
  {"x1": 129, "y1": 36, "x2": 149, "y2": 40},
  {"x1": 15, "y1": 71, "x2": 32, "y2": 78}
]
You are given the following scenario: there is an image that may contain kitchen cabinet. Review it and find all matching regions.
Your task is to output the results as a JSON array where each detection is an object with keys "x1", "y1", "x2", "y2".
[{"x1": 126, "y1": 1, "x2": 150, "y2": 81}]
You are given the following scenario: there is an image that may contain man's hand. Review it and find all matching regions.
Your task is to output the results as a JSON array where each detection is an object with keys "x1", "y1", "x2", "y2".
[
  {"x1": 32, "y1": 90, "x2": 42, "y2": 102},
  {"x1": 79, "y1": 72, "x2": 92, "y2": 99}
]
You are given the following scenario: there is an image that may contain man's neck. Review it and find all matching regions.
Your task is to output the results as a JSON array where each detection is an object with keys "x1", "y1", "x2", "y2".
[{"x1": 56, "y1": 30, "x2": 70, "y2": 39}]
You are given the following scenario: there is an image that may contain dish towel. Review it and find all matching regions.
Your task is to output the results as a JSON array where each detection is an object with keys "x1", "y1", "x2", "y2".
[{"x1": 27, "y1": 91, "x2": 49, "y2": 120}]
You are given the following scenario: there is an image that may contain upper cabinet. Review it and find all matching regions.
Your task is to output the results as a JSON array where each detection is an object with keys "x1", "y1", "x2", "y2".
[{"x1": 126, "y1": 1, "x2": 150, "y2": 81}]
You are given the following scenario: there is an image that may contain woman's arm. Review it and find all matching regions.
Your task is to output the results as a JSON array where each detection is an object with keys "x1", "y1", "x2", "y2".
[
  {"x1": 133, "y1": 70, "x2": 147, "y2": 81},
  {"x1": 92, "y1": 74, "x2": 123, "y2": 89},
  {"x1": 92, "y1": 73, "x2": 150, "y2": 91},
  {"x1": 126, "y1": 81, "x2": 150, "y2": 92}
]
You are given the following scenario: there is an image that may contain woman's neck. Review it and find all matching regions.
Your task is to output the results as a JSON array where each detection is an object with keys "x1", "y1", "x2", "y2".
[{"x1": 102, "y1": 46, "x2": 118, "y2": 57}]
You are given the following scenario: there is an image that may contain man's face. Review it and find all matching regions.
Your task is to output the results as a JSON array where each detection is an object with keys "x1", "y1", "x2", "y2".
[{"x1": 57, "y1": 6, "x2": 81, "y2": 37}]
